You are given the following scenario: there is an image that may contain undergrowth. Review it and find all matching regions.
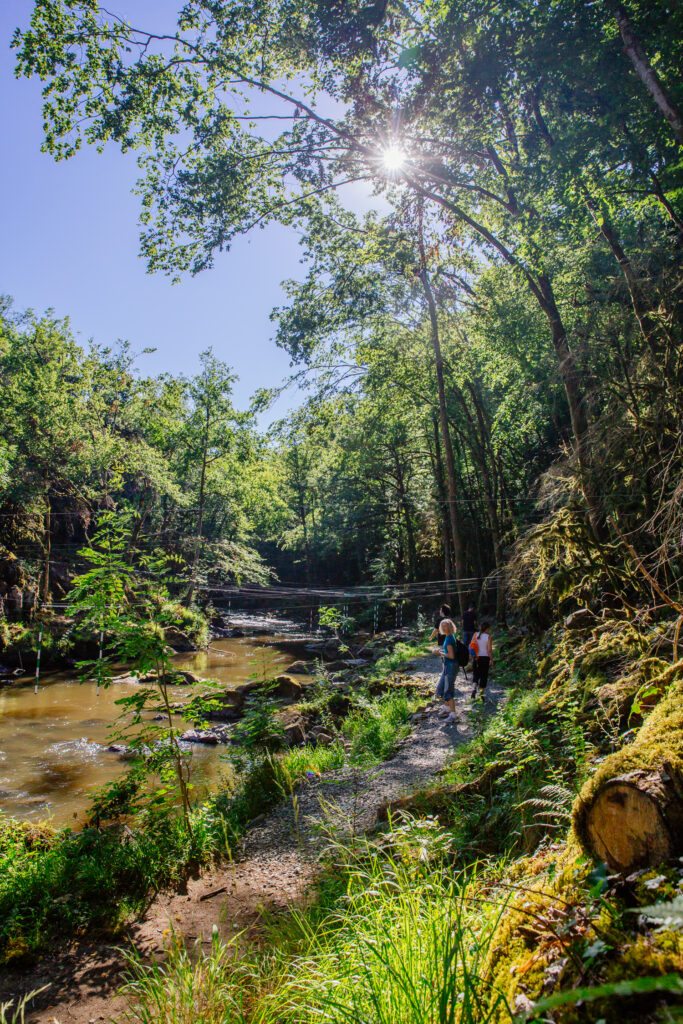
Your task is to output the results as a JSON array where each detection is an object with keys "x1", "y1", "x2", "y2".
[
  {"x1": 118, "y1": 816, "x2": 683, "y2": 1024},
  {"x1": 121, "y1": 823, "x2": 514, "y2": 1024},
  {"x1": 0, "y1": 652, "x2": 419, "y2": 965}
]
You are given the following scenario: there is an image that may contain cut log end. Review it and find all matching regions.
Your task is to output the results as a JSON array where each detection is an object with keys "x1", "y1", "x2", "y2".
[{"x1": 579, "y1": 769, "x2": 683, "y2": 873}]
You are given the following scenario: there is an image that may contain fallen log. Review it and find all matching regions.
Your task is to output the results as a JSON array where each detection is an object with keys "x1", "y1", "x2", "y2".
[{"x1": 573, "y1": 666, "x2": 683, "y2": 873}]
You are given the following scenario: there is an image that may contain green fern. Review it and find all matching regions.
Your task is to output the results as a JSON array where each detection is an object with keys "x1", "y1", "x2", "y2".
[{"x1": 519, "y1": 783, "x2": 574, "y2": 832}]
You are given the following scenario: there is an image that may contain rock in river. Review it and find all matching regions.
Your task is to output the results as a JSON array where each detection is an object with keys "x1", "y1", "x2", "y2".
[
  {"x1": 288, "y1": 660, "x2": 315, "y2": 675},
  {"x1": 180, "y1": 726, "x2": 231, "y2": 745}
]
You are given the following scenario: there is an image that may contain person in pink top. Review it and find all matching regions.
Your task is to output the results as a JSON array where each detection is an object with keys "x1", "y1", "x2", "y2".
[{"x1": 471, "y1": 622, "x2": 493, "y2": 699}]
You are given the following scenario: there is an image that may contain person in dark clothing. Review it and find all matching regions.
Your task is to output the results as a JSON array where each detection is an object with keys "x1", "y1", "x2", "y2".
[
  {"x1": 462, "y1": 604, "x2": 477, "y2": 652},
  {"x1": 430, "y1": 602, "x2": 452, "y2": 640}
]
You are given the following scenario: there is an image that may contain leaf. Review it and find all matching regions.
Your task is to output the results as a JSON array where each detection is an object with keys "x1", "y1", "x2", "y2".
[
  {"x1": 586, "y1": 861, "x2": 609, "y2": 898},
  {"x1": 630, "y1": 895, "x2": 683, "y2": 930},
  {"x1": 519, "y1": 974, "x2": 683, "y2": 1019},
  {"x1": 582, "y1": 938, "x2": 609, "y2": 960},
  {"x1": 398, "y1": 46, "x2": 421, "y2": 67}
]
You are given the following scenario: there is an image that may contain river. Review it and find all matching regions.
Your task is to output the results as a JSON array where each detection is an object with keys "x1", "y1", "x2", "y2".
[{"x1": 0, "y1": 625, "x2": 304, "y2": 826}]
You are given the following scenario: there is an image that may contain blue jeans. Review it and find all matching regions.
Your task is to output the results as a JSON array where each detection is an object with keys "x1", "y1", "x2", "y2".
[{"x1": 436, "y1": 659, "x2": 456, "y2": 701}]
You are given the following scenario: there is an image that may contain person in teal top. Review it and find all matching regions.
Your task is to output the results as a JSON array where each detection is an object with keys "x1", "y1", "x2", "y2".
[{"x1": 434, "y1": 618, "x2": 458, "y2": 726}]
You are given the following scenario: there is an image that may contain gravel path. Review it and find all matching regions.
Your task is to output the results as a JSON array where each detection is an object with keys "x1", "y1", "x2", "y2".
[
  {"x1": 11, "y1": 654, "x2": 502, "y2": 1024},
  {"x1": 245, "y1": 654, "x2": 496, "y2": 856},
  {"x1": 135, "y1": 654, "x2": 503, "y2": 950}
]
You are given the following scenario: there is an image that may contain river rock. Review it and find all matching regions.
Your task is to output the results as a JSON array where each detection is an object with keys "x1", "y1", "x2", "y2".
[
  {"x1": 180, "y1": 726, "x2": 230, "y2": 745},
  {"x1": 323, "y1": 660, "x2": 348, "y2": 673},
  {"x1": 164, "y1": 627, "x2": 197, "y2": 652},
  {"x1": 111, "y1": 669, "x2": 203, "y2": 687},
  {"x1": 206, "y1": 690, "x2": 245, "y2": 721},
  {"x1": 288, "y1": 660, "x2": 315, "y2": 675},
  {"x1": 273, "y1": 674, "x2": 303, "y2": 699},
  {"x1": 106, "y1": 743, "x2": 137, "y2": 759},
  {"x1": 276, "y1": 707, "x2": 307, "y2": 746},
  {"x1": 309, "y1": 727, "x2": 335, "y2": 747},
  {"x1": 304, "y1": 638, "x2": 341, "y2": 656}
]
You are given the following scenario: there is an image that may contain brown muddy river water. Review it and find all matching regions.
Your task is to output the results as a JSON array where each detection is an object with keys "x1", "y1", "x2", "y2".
[{"x1": 0, "y1": 629, "x2": 300, "y2": 826}]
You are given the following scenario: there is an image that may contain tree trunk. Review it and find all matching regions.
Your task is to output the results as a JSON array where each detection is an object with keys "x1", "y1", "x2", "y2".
[
  {"x1": 466, "y1": 383, "x2": 507, "y2": 623},
  {"x1": 41, "y1": 497, "x2": 51, "y2": 605},
  {"x1": 419, "y1": 264, "x2": 466, "y2": 614},
  {"x1": 613, "y1": 3, "x2": 683, "y2": 146},
  {"x1": 292, "y1": 445, "x2": 312, "y2": 584},
  {"x1": 535, "y1": 274, "x2": 604, "y2": 538},
  {"x1": 392, "y1": 447, "x2": 417, "y2": 580},
  {"x1": 584, "y1": 193, "x2": 663, "y2": 356},
  {"x1": 415, "y1": 182, "x2": 599, "y2": 537},
  {"x1": 578, "y1": 769, "x2": 683, "y2": 874},
  {"x1": 573, "y1": 674, "x2": 683, "y2": 873},
  {"x1": 431, "y1": 416, "x2": 453, "y2": 587},
  {"x1": 188, "y1": 406, "x2": 210, "y2": 605}
]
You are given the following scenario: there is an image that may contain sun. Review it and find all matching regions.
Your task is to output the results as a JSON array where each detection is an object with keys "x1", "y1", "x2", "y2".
[{"x1": 381, "y1": 145, "x2": 407, "y2": 173}]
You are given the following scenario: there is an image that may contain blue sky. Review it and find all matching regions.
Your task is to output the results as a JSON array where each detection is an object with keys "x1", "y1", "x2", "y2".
[{"x1": 1, "y1": 1, "x2": 350, "y2": 422}]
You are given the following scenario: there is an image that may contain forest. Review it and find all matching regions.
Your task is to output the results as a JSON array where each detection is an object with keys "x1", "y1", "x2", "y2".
[{"x1": 1, "y1": 0, "x2": 682, "y2": 1022}]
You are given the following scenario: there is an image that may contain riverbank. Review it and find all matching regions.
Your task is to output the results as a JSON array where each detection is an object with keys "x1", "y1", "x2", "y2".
[
  {"x1": 0, "y1": 616, "x2": 420, "y2": 825},
  {"x1": 4, "y1": 652, "x2": 497, "y2": 1024},
  {"x1": 0, "y1": 637, "x2": 435, "y2": 985},
  {"x1": 4, "y1": 622, "x2": 682, "y2": 1023}
]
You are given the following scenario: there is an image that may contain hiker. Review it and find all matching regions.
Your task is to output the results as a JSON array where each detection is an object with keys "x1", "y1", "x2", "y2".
[
  {"x1": 470, "y1": 622, "x2": 493, "y2": 700},
  {"x1": 434, "y1": 618, "x2": 458, "y2": 725},
  {"x1": 462, "y1": 603, "x2": 476, "y2": 652},
  {"x1": 430, "y1": 602, "x2": 452, "y2": 640}
]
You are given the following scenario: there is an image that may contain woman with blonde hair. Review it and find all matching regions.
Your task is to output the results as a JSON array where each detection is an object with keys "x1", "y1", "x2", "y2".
[{"x1": 434, "y1": 618, "x2": 458, "y2": 725}]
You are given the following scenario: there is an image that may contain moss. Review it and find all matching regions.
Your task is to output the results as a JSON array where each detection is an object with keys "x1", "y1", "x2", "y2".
[
  {"x1": 631, "y1": 865, "x2": 681, "y2": 904},
  {"x1": 483, "y1": 841, "x2": 593, "y2": 1020},
  {"x1": 615, "y1": 930, "x2": 683, "y2": 977},
  {"x1": 572, "y1": 668, "x2": 683, "y2": 854}
]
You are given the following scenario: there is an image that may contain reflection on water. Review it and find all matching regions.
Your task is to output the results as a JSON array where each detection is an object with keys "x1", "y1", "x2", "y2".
[{"x1": 0, "y1": 635, "x2": 295, "y2": 825}]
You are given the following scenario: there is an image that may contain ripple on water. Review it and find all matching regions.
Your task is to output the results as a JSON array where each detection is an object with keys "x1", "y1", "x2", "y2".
[{"x1": 46, "y1": 738, "x2": 103, "y2": 760}]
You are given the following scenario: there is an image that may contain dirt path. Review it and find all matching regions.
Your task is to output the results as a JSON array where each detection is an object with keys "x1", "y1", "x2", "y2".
[{"x1": 3, "y1": 657, "x2": 502, "y2": 1023}]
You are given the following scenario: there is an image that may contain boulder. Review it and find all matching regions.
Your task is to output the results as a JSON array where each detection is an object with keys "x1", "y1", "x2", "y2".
[
  {"x1": 309, "y1": 727, "x2": 335, "y2": 747},
  {"x1": 180, "y1": 726, "x2": 230, "y2": 745},
  {"x1": 273, "y1": 674, "x2": 303, "y2": 699},
  {"x1": 276, "y1": 706, "x2": 307, "y2": 746},
  {"x1": 288, "y1": 660, "x2": 315, "y2": 675},
  {"x1": 164, "y1": 627, "x2": 197, "y2": 652},
  {"x1": 565, "y1": 608, "x2": 598, "y2": 631},
  {"x1": 206, "y1": 688, "x2": 247, "y2": 721},
  {"x1": 324, "y1": 660, "x2": 348, "y2": 673},
  {"x1": 111, "y1": 669, "x2": 203, "y2": 687}
]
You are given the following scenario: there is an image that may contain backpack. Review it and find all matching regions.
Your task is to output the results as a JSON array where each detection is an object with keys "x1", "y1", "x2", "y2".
[{"x1": 455, "y1": 639, "x2": 469, "y2": 667}]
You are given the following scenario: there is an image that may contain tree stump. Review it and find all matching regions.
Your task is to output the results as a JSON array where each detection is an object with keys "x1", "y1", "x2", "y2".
[
  {"x1": 578, "y1": 767, "x2": 683, "y2": 873},
  {"x1": 573, "y1": 669, "x2": 683, "y2": 873}
]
